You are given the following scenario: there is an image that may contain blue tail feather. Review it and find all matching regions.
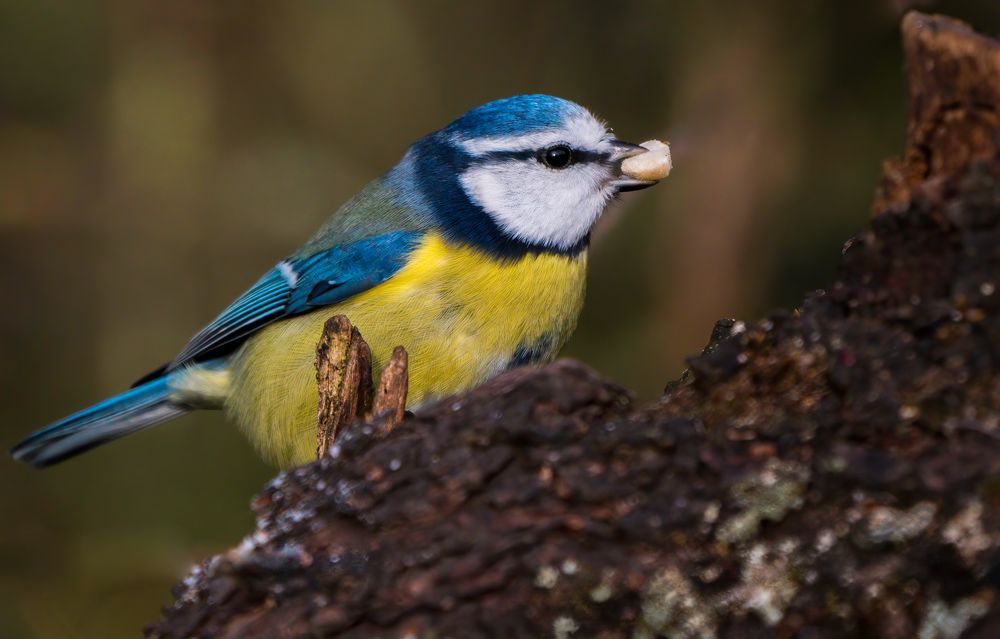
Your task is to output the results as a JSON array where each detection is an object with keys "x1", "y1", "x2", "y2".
[{"x1": 10, "y1": 375, "x2": 190, "y2": 468}]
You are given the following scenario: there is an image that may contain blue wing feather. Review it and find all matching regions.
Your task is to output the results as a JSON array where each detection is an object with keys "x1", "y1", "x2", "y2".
[{"x1": 166, "y1": 230, "x2": 422, "y2": 371}]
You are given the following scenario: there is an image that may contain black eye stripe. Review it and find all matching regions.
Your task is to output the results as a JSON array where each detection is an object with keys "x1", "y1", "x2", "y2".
[
  {"x1": 567, "y1": 149, "x2": 605, "y2": 163},
  {"x1": 475, "y1": 148, "x2": 608, "y2": 164}
]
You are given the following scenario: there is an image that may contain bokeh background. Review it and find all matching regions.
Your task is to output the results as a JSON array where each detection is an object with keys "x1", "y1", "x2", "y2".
[{"x1": 2, "y1": 1, "x2": 999, "y2": 637}]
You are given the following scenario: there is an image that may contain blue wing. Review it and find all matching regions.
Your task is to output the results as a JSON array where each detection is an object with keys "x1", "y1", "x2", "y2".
[{"x1": 165, "y1": 231, "x2": 422, "y2": 371}]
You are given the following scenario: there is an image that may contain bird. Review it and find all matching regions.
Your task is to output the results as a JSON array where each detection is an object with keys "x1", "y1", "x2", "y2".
[{"x1": 11, "y1": 94, "x2": 665, "y2": 469}]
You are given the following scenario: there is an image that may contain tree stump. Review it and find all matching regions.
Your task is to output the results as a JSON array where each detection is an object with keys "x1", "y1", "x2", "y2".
[{"x1": 148, "y1": 12, "x2": 1000, "y2": 639}]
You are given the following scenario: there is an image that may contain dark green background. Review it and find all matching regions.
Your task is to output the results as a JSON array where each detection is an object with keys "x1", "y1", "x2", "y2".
[{"x1": 2, "y1": 1, "x2": 998, "y2": 637}]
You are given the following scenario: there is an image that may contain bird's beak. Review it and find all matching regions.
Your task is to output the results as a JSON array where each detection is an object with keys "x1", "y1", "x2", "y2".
[{"x1": 608, "y1": 140, "x2": 658, "y2": 192}]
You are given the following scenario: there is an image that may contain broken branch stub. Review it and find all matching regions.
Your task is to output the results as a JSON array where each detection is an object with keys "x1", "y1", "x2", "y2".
[
  {"x1": 314, "y1": 315, "x2": 373, "y2": 459},
  {"x1": 874, "y1": 10, "x2": 1000, "y2": 214},
  {"x1": 315, "y1": 316, "x2": 411, "y2": 459}
]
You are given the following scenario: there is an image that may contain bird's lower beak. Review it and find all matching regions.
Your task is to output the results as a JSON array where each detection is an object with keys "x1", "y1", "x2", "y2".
[{"x1": 608, "y1": 140, "x2": 658, "y2": 192}]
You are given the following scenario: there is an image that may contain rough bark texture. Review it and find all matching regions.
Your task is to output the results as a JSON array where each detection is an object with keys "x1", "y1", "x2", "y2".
[{"x1": 149, "y1": 12, "x2": 1000, "y2": 639}]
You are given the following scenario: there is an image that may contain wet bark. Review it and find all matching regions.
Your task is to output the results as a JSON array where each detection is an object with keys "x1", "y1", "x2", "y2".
[{"x1": 149, "y1": 12, "x2": 1000, "y2": 639}]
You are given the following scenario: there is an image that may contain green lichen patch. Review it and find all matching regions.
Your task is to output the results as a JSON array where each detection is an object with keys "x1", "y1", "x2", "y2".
[{"x1": 716, "y1": 459, "x2": 811, "y2": 545}]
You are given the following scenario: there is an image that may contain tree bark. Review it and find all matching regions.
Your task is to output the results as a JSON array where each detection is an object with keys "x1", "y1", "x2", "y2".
[{"x1": 148, "y1": 12, "x2": 1000, "y2": 639}]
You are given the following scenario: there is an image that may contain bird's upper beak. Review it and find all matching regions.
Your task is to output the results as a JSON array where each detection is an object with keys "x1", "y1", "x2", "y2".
[{"x1": 607, "y1": 140, "x2": 662, "y2": 192}]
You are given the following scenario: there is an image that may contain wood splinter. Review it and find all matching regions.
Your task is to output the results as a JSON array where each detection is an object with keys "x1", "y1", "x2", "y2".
[
  {"x1": 368, "y1": 346, "x2": 409, "y2": 436},
  {"x1": 315, "y1": 315, "x2": 372, "y2": 459},
  {"x1": 315, "y1": 315, "x2": 410, "y2": 459}
]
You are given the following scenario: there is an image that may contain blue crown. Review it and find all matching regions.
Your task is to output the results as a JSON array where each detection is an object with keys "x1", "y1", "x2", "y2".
[{"x1": 444, "y1": 94, "x2": 587, "y2": 138}]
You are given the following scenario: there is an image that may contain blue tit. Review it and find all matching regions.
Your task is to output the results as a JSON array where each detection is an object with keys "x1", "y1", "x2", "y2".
[{"x1": 11, "y1": 94, "x2": 664, "y2": 469}]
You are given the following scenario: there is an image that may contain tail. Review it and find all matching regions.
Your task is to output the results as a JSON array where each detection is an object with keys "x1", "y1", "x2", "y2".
[{"x1": 10, "y1": 375, "x2": 191, "y2": 468}]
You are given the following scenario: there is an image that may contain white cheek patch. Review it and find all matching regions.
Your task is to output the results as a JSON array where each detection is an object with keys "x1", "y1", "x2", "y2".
[
  {"x1": 460, "y1": 160, "x2": 615, "y2": 250},
  {"x1": 454, "y1": 108, "x2": 619, "y2": 250}
]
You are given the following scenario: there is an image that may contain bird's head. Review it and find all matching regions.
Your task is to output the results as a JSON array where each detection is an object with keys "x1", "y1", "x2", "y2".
[{"x1": 399, "y1": 95, "x2": 662, "y2": 256}]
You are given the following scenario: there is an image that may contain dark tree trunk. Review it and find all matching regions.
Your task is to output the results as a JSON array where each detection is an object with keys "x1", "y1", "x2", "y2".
[{"x1": 148, "y1": 13, "x2": 1000, "y2": 639}]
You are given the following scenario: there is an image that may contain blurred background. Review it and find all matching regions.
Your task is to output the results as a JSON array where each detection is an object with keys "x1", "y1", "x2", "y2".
[{"x1": 2, "y1": 1, "x2": 999, "y2": 637}]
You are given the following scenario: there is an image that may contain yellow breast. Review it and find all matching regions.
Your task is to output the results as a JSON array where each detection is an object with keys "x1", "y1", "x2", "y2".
[{"x1": 225, "y1": 232, "x2": 588, "y2": 467}]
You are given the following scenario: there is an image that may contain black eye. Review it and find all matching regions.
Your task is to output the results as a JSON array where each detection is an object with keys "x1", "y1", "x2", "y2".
[{"x1": 541, "y1": 145, "x2": 573, "y2": 169}]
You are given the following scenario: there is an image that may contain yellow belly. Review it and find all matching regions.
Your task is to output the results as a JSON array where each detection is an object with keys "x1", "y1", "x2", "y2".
[{"x1": 225, "y1": 232, "x2": 587, "y2": 467}]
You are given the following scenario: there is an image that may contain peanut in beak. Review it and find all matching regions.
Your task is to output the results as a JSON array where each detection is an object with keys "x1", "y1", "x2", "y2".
[{"x1": 620, "y1": 140, "x2": 672, "y2": 181}]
